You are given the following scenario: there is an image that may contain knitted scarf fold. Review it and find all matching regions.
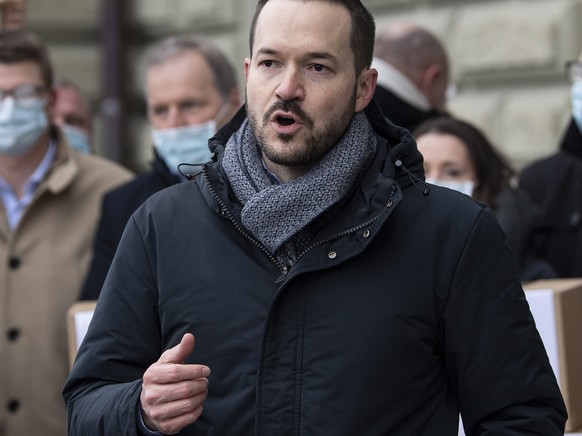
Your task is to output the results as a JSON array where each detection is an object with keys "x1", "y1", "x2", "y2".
[{"x1": 222, "y1": 112, "x2": 377, "y2": 265}]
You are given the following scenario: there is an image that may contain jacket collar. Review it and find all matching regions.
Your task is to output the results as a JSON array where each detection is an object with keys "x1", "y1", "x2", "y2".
[{"x1": 43, "y1": 125, "x2": 80, "y2": 195}]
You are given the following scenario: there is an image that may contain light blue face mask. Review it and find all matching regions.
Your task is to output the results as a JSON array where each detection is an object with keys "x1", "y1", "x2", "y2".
[
  {"x1": 0, "y1": 97, "x2": 48, "y2": 156},
  {"x1": 571, "y1": 79, "x2": 582, "y2": 133},
  {"x1": 426, "y1": 178, "x2": 475, "y2": 197},
  {"x1": 61, "y1": 124, "x2": 92, "y2": 155},
  {"x1": 152, "y1": 120, "x2": 216, "y2": 176}
]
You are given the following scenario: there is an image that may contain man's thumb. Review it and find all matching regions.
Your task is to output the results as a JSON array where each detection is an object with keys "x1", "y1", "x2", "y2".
[{"x1": 159, "y1": 333, "x2": 195, "y2": 364}]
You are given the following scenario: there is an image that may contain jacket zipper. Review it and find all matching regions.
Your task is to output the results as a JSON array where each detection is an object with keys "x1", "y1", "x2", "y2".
[
  {"x1": 202, "y1": 169, "x2": 397, "y2": 283},
  {"x1": 294, "y1": 184, "x2": 398, "y2": 263},
  {"x1": 201, "y1": 168, "x2": 289, "y2": 282}
]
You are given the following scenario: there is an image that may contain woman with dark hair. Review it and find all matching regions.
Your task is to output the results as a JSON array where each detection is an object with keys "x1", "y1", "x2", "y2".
[{"x1": 414, "y1": 116, "x2": 557, "y2": 281}]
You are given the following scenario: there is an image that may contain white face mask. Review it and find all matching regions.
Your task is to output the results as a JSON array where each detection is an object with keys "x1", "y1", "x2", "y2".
[
  {"x1": 152, "y1": 120, "x2": 216, "y2": 175},
  {"x1": 61, "y1": 124, "x2": 92, "y2": 155},
  {"x1": 0, "y1": 97, "x2": 48, "y2": 156},
  {"x1": 426, "y1": 178, "x2": 475, "y2": 197},
  {"x1": 571, "y1": 79, "x2": 582, "y2": 133}
]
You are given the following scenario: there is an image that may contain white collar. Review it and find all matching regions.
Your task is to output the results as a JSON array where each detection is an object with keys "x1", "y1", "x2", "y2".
[{"x1": 372, "y1": 57, "x2": 431, "y2": 111}]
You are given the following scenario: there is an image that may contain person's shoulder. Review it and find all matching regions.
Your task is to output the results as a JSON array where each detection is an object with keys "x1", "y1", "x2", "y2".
[
  {"x1": 149, "y1": 179, "x2": 198, "y2": 201},
  {"x1": 405, "y1": 183, "x2": 487, "y2": 229},
  {"x1": 521, "y1": 151, "x2": 575, "y2": 176},
  {"x1": 135, "y1": 179, "x2": 198, "y2": 210},
  {"x1": 424, "y1": 183, "x2": 484, "y2": 210},
  {"x1": 127, "y1": 180, "x2": 204, "y2": 228},
  {"x1": 101, "y1": 169, "x2": 183, "y2": 218},
  {"x1": 78, "y1": 153, "x2": 134, "y2": 179}
]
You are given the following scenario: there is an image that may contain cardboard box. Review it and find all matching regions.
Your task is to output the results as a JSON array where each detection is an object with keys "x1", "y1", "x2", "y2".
[
  {"x1": 524, "y1": 279, "x2": 582, "y2": 432},
  {"x1": 66, "y1": 300, "x2": 97, "y2": 370}
]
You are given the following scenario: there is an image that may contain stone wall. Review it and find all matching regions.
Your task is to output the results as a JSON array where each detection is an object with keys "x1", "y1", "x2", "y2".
[{"x1": 26, "y1": 0, "x2": 582, "y2": 171}]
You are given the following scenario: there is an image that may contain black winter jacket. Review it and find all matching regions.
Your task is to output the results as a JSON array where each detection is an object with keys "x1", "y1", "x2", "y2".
[
  {"x1": 64, "y1": 103, "x2": 566, "y2": 435},
  {"x1": 520, "y1": 119, "x2": 582, "y2": 278}
]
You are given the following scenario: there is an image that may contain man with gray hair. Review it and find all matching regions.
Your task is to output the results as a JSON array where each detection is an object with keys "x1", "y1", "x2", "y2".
[
  {"x1": 373, "y1": 22, "x2": 450, "y2": 132},
  {"x1": 79, "y1": 35, "x2": 241, "y2": 300}
]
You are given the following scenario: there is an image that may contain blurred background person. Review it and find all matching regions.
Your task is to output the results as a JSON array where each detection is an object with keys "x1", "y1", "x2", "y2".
[
  {"x1": 373, "y1": 22, "x2": 450, "y2": 133},
  {"x1": 0, "y1": 0, "x2": 24, "y2": 30},
  {"x1": 1, "y1": 0, "x2": 94, "y2": 155},
  {"x1": 52, "y1": 77, "x2": 93, "y2": 154},
  {"x1": 79, "y1": 35, "x2": 241, "y2": 301},
  {"x1": 414, "y1": 116, "x2": 557, "y2": 282},
  {"x1": 519, "y1": 51, "x2": 582, "y2": 278},
  {"x1": 0, "y1": 29, "x2": 132, "y2": 436}
]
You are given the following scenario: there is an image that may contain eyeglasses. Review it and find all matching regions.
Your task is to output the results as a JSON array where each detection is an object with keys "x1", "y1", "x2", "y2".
[
  {"x1": 0, "y1": 84, "x2": 47, "y2": 107},
  {"x1": 565, "y1": 59, "x2": 582, "y2": 84}
]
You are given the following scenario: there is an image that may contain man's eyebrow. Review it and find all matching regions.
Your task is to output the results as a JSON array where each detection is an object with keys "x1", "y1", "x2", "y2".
[
  {"x1": 255, "y1": 47, "x2": 279, "y2": 57},
  {"x1": 306, "y1": 51, "x2": 337, "y2": 62},
  {"x1": 255, "y1": 47, "x2": 338, "y2": 63}
]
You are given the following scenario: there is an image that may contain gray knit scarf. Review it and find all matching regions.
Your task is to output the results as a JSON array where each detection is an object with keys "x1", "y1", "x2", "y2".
[{"x1": 222, "y1": 112, "x2": 377, "y2": 266}]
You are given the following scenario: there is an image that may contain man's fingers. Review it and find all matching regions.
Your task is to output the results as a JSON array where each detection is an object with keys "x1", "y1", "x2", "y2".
[
  {"x1": 143, "y1": 377, "x2": 209, "y2": 405},
  {"x1": 148, "y1": 402, "x2": 205, "y2": 435},
  {"x1": 145, "y1": 384, "x2": 208, "y2": 422},
  {"x1": 141, "y1": 379, "x2": 208, "y2": 434}
]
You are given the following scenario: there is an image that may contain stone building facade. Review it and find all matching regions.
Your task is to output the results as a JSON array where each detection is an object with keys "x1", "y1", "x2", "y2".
[{"x1": 27, "y1": 0, "x2": 582, "y2": 172}]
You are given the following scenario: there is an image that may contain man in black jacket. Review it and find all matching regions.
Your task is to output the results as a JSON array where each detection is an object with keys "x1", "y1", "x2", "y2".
[
  {"x1": 64, "y1": 1, "x2": 567, "y2": 435},
  {"x1": 79, "y1": 36, "x2": 241, "y2": 300},
  {"x1": 373, "y1": 22, "x2": 450, "y2": 132},
  {"x1": 519, "y1": 51, "x2": 582, "y2": 278}
]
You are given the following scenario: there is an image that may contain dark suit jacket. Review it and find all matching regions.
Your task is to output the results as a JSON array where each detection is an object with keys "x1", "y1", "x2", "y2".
[{"x1": 79, "y1": 157, "x2": 181, "y2": 300}]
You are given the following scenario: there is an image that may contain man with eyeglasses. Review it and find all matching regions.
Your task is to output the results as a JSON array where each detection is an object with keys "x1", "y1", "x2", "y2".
[
  {"x1": 519, "y1": 53, "x2": 582, "y2": 278},
  {"x1": 78, "y1": 36, "x2": 241, "y2": 301},
  {"x1": 0, "y1": 29, "x2": 132, "y2": 436}
]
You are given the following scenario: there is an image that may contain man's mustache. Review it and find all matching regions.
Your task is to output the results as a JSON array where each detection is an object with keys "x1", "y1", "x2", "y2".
[{"x1": 263, "y1": 100, "x2": 314, "y2": 128}]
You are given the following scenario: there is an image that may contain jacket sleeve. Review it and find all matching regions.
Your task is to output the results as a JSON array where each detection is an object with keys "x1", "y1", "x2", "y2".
[
  {"x1": 64, "y1": 213, "x2": 163, "y2": 435},
  {"x1": 443, "y1": 207, "x2": 567, "y2": 435}
]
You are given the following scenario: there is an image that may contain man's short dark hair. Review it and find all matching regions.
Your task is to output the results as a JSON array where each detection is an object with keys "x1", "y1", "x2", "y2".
[
  {"x1": 249, "y1": 0, "x2": 375, "y2": 74},
  {"x1": 0, "y1": 29, "x2": 53, "y2": 88}
]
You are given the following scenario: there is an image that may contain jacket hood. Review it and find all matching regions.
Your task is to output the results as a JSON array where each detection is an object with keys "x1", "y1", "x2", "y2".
[{"x1": 207, "y1": 99, "x2": 426, "y2": 192}]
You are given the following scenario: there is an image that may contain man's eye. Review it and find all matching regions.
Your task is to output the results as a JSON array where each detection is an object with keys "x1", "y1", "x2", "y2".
[
  {"x1": 151, "y1": 107, "x2": 168, "y2": 117},
  {"x1": 261, "y1": 60, "x2": 274, "y2": 68},
  {"x1": 313, "y1": 64, "x2": 326, "y2": 72},
  {"x1": 179, "y1": 101, "x2": 201, "y2": 111}
]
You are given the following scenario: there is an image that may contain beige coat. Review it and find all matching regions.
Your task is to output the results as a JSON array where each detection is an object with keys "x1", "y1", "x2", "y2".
[{"x1": 0, "y1": 128, "x2": 133, "y2": 436}]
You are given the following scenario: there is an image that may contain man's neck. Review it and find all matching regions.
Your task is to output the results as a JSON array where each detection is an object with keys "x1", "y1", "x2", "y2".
[{"x1": 0, "y1": 134, "x2": 50, "y2": 197}]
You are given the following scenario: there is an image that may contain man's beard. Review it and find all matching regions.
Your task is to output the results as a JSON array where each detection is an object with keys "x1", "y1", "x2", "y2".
[{"x1": 247, "y1": 88, "x2": 357, "y2": 168}]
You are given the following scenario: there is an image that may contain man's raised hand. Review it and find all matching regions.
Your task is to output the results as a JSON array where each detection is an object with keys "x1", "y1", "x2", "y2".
[{"x1": 140, "y1": 333, "x2": 210, "y2": 434}]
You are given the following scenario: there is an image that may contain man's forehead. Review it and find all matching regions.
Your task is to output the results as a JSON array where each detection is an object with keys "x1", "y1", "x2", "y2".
[
  {"x1": 253, "y1": 0, "x2": 352, "y2": 55},
  {"x1": 147, "y1": 52, "x2": 213, "y2": 83}
]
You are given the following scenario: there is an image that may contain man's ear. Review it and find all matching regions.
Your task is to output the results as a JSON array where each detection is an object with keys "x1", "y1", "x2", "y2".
[
  {"x1": 419, "y1": 63, "x2": 445, "y2": 108},
  {"x1": 354, "y1": 68, "x2": 378, "y2": 113},
  {"x1": 244, "y1": 58, "x2": 251, "y2": 83}
]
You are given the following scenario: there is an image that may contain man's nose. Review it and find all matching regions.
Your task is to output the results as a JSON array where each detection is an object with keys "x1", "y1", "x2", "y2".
[
  {"x1": 165, "y1": 106, "x2": 188, "y2": 128},
  {"x1": 275, "y1": 67, "x2": 305, "y2": 102}
]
